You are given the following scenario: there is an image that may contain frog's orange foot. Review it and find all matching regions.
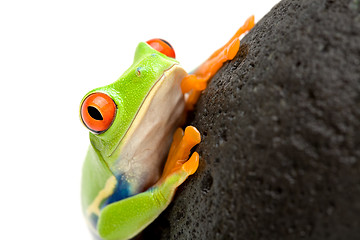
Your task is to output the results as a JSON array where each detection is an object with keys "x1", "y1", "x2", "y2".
[
  {"x1": 181, "y1": 74, "x2": 208, "y2": 94},
  {"x1": 181, "y1": 16, "x2": 255, "y2": 110},
  {"x1": 160, "y1": 126, "x2": 201, "y2": 182},
  {"x1": 210, "y1": 15, "x2": 255, "y2": 64}
]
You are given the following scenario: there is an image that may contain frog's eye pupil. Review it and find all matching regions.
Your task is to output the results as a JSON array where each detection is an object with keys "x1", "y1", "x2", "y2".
[
  {"x1": 80, "y1": 93, "x2": 116, "y2": 133},
  {"x1": 87, "y1": 106, "x2": 103, "y2": 121},
  {"x1": 146, "y1": 38, "x2": 176, "y2": 58}
]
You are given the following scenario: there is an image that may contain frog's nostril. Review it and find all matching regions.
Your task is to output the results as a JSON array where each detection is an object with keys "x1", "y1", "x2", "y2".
[{"x1": 87, "y1": 106, "x2": 103, "y2": 121}]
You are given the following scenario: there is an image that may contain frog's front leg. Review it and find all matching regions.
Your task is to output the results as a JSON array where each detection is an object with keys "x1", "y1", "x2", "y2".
[
  {"x1": 181, "y1": 15, "x2": 255, "y2": 110},
  {"x1": 97, "y1": 126, "x2": 200, "y2": 240}
]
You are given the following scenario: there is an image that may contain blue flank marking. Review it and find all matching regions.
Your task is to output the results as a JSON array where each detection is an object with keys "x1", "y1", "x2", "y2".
[
  {"x1": 103, "y1": 174, "x2": 131, "y2": 207},
  {"x1": 91, "y1": 174, "x2": 132, "y2": 234}
]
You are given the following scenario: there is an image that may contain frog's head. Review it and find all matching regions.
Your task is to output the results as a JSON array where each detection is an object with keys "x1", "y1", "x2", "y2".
[{"x1": 80, "y1": 40, "x2": 178, "y2": 167}]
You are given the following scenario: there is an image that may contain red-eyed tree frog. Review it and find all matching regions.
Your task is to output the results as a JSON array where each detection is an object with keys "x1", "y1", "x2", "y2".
[{"x1": 80, "y1": 16, "x2": 254, "y2": 240}]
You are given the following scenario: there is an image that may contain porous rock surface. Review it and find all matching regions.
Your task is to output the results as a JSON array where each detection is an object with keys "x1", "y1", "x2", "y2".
[{"x1": 143, "y1": 0, "x2": 360, "y2": 239}]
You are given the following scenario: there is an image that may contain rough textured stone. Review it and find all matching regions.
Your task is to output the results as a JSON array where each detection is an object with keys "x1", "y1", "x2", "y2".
[{"x1": 143, "y1": 0, "x2": 360, "y2": 239}]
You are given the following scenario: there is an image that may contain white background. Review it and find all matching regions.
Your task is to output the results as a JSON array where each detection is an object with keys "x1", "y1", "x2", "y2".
[{"x1": 0, "y1": 0, "x2": 279, "y2": 239}]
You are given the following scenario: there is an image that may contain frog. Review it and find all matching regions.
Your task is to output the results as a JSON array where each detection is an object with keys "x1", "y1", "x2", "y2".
[{"x1": 80, "y1": 16, "x2": 254, "y2": 240}]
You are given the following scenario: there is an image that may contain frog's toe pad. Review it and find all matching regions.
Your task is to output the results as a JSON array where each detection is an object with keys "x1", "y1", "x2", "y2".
[
  {"x1": 182, "y1": 152, "x2": 199, "y2": 175},
  {"x1": 183, "y1": 126, "x2": 201, "y2": 147}
]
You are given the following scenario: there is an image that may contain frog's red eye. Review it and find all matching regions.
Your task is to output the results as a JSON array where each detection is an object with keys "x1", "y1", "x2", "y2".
[
  {"x1": 146, "y1": 38, "x2": 176, "y2": 58},
  {"x1": 80, "y1": 92, "x2": 116, "y2": 133}
]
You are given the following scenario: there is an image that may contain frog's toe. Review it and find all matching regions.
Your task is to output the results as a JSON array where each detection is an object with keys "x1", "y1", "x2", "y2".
[
  {"x1": 168, "y1": 128, "x2": 184, "y2": 157},
  {"x1": 182, "y1": 152, "x2": 199, "y2": 175},
  {"x1": 226, "y1": 38, "x2": 240, "y2": 60},
  {"x1": 183, "y1": 126, "x2": 201, "y2": 149}
]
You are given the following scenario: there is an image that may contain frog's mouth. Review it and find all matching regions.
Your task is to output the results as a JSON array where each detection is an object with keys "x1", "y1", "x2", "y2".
[{"x1": 107, "y1": 64, "x2": 187, "y2": 192}]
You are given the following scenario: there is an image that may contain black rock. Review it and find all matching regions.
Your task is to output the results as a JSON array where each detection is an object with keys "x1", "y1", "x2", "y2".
[{"x1": 143, "y1": 0, "x2": 360, "y2": 239}]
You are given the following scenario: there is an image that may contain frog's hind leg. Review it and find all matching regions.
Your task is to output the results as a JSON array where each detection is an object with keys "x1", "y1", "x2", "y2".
[{"x1": 181, "y1": 15, "x2": 255, "y2": 110}]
